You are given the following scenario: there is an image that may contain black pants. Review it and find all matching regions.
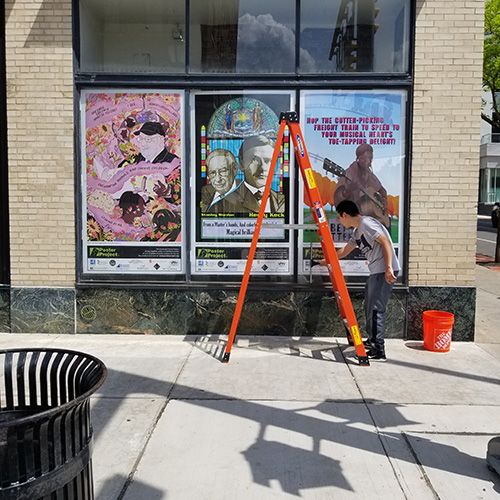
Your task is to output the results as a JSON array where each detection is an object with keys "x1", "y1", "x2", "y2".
[{"x1": 364, "y1": 272, "x2": 395, "y2": 355}]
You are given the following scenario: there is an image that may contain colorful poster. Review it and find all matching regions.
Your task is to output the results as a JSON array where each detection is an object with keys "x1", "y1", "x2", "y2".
[
  {"x1": 191, "y1": 91, "x2": 294, "y2": 275},
  {"x1": 299, "y1": 90, "x2": 406, "y2": 276},
  {"x1": 81, "y1": 90, "x2": 184, "y2": 274}
]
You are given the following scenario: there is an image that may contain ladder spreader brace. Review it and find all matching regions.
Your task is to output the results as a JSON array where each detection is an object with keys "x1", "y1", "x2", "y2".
[{"x1": 222, "y1": 112, "x2": 370, "y2": 366}]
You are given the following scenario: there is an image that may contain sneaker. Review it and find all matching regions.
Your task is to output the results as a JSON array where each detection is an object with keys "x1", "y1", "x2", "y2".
[
  {"x1": 363, "y1": 339, "x2": 372, "y2": 348},
  {"x1": 367, "y1": 349, "x2": 387, "y2": 362}
]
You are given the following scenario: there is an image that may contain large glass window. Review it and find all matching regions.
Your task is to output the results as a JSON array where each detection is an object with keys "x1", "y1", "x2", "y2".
[
  {"x1": 81, "y1": 90, "x2": 185, "y2": 277},
  {"x1": 300, "y1": 0, "x2": 410, "y2": 74},
  {"x1": 483, "y1": 167, "x2": 500, "y2": 203},
  {"x1": 191, "y1": 91, "x2": 295, "y2": 279},
  {"x1": 189, "y1": 0, "x2": 296, "y2": 74},
  {"x1": 78, "y1": 0, "x2": 411, "y2": 76},
  {"x1": 79, "y1": 0, "x2": 185, "y2": 73},
  {"x1": 299, "y1": 89, "x2": 406, "y2": 280},
  {"x1": 75, "y1": 1, "x2": 412, "y2": 284}
]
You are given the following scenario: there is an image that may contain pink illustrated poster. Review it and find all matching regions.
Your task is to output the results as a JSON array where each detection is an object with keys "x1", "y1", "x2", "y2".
[{"x1": 83, "y1": 91, "x2": 184, "y2": 275}]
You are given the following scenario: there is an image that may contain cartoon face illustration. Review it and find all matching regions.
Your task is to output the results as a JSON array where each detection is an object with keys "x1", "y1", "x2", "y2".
[{"x1": 119, "y1": 191, "x2": 146, "y2": 224}]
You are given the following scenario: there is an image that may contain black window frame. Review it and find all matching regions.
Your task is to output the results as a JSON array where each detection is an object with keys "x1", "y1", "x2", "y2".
[{"x1": 73, "y1": 0, "x2": 415, "y2": 289}]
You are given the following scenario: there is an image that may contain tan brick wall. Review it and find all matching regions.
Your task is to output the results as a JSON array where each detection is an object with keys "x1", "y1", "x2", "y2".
[
  {"x1": 4, "y1": 1, "x2": 484, "y2": 288},
  {"x1": 411, "y1": 1, "x2": 484, "y2": 286},
  {"x1": 5, "y1": 0, "x2": 74, "y2": 286}
]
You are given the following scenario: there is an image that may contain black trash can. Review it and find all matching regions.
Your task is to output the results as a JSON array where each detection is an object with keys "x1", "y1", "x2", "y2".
[{"x1": 0, "y1": 348, "x2": 107, "y2": 500}]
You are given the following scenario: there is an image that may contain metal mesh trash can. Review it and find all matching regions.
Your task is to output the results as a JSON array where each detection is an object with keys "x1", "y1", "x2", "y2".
[{"x1": 0, "y1": 348, "x2": 107, "y2": 500}]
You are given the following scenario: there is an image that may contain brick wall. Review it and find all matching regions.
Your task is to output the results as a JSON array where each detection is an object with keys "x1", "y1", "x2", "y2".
[
  {"x1": 410, "y1": 1, "x2": 484, "y2": 286},
  {"x1": 4, "y1": 1, "x2": 484, "y2": 288},
  {"x1": 5, "y1": 0, "x2": 74, "y2": 286}
]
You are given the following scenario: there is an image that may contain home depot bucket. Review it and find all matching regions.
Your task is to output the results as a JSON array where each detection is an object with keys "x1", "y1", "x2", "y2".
[{"x1": 422, "y1": 310, "x2": 454, "y2": 352}]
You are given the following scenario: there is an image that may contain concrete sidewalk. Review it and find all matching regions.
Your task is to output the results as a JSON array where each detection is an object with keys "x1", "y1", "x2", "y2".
[
  {"x1": 1, "y1": 334, "x2": 499, "y2": 499},
  {"x1": 476, "y1": 264, "x2": 500, "y2": 347}
]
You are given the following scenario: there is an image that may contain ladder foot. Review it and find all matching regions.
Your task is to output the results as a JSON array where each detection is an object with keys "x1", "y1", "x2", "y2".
[
  {"x1": 222, "y1": 352, "x2": 231, "y2": 363},
  {"x1": 357, "y1": 356, "x2": 370, "y2": 366}
]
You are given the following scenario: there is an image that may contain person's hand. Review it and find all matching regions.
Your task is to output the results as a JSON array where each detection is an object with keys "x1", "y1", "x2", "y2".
[
  {"x1": 385, "y1": 266, "x2": 397, "y2": 284},
  {"x1": 310, "y1": 259, "x2": 326, "y2": 268}
]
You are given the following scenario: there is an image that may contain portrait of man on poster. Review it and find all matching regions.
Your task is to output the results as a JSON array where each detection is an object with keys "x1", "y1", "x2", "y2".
[
  {"x1": 128, "y1": 121, "x2": 178, "y2": 165},
  {"x1": 333, "y1": 143, "x2": 390, "y2": 229},
  {"x1": 200, "y1": 149, "x2": 241, "y2": 213},
  {"x1": 221, "y1": 135, "x2": 285, "y2": 214}
]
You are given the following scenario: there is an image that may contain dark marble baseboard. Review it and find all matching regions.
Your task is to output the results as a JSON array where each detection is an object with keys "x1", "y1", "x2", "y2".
[
  {"x1": 0, "y1": 287, "x2": 10, "y2": 333},
  {"x1": 10, "y1": 287, "x2": 75, "y2": 334},
  {"x1": 407, "y1": 286, "x2": 476, "y2": 341},
  {"x1": 2, "y1": 285, "x2": 475, "y2": 340},
  {"x1": 76, "y1": 287, "x2": 407, "y2": 337}
]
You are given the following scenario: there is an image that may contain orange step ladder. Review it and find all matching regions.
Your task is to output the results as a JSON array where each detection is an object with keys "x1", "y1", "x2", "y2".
[{"x1": 222, "y1": 112, "x2": 369, "y2": 366}]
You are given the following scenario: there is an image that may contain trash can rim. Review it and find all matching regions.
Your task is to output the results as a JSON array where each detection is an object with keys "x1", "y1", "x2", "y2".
[{"x1": 0, "y1": 347, "x2": 107, "y2": 429}]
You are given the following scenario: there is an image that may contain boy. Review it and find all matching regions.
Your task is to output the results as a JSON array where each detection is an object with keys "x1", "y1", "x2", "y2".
[{"x1": 335, "y1": 200, "x2": 400, "y2": 361}]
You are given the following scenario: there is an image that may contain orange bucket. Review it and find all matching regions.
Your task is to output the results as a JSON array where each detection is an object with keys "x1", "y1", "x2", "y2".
[{"x1": 422, "y1": 310, "x2": 454, "y2": 352}]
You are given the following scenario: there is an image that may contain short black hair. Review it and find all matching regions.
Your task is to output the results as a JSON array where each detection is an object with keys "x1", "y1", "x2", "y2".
[
  {"x1": 119, "y1": 191, "x2": 144, "y2": 210},
  {"x1": 133, "y1": 122, "x2": 165, "y2": 137},
  {"x1": 336, "y1": 200, "x2": 360, "y2": 217}
]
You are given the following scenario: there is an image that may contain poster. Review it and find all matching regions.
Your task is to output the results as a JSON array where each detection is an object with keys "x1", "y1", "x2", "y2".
[
  {"x1": 191, "y1": 91, "x2": 294, "y2": 275},
  {"x1": 299, "y1": 90, "x2": 406, "y2": 276},
  {"x1": 81, "y1": 90, "x2": 184, "y2": 274}
]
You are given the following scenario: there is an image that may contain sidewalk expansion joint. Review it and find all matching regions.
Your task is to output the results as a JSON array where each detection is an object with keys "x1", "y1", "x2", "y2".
[
  {"x1": 407, "y1": 431, "x2": 500, "y2": 436},
  {"x1": 337, "y1": 339, "x2": 411, "y2": 500},
  {"x1": 402, "y1": 432, "x2": 441, "y2": 500},
  {"x1": 116, "y1": 343, "x2": 195, "y2": 500}
]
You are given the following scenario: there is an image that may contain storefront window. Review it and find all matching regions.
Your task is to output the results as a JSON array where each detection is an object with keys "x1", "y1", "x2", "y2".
[
  {"x1": 75, "y1": 1, "x2": 412, "y2": 284},
  {"x1": 300, "y1": 0, "x2": 410, "y2": 74},
  {"x1": 81, "y1": 90, "x2": 185, "y2": 276},
  {"x1": 79, "y1": 0, "x2": 185, "y2": 73},
  {"x1": 189, "y1": 0, "x2": 296, "y2": 74},
  {"x1": 191, "y1": 91, "x2": 295, "y2": 278},
  {"x1": 299, "y1": 89, "x2": 406, "y2": 280}
]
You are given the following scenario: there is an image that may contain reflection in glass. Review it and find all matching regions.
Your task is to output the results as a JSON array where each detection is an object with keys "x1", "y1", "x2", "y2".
[
  {"x1": 190, "y1": 0, "x2": 296, "y2": 73},
  {"x1": 79, "y1": 0, "x2": 185, "y2": 73},
  {"x1": 300, "y1": 0, "x2": 409, "y2": 73}
]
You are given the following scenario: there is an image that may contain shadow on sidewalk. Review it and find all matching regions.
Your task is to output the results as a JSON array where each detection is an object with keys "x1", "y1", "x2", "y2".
[
  {"x1": 95, "y1": 474, "x2": 165, "y2": 500},
  {"x1": 92, "y1": 369, "x2": 500, "y2": 498},
  {"x1": 188, "y1": 334, "x2": 349, "y2": 364}
]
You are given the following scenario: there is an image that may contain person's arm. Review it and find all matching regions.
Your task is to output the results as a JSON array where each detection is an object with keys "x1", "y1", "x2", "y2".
[
  {"x1": 337, "y1": 241, "x2": 356, "y2": 259},
  {"x1": 318, "y1": 242, "x2": 356, "y2": 266},
  {"x1": 375, "y1": 234, "x2": 397, "y2": 284}
]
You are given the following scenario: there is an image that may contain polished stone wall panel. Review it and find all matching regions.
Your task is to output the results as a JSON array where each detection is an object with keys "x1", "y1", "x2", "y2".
[
  {"x1": 0, "y1": 288, "x2": 10, "y2": 333},
  {"x1": 76, "y1": 287, "x2": 408, "y2": 338},
  {"x1": 407, "y1": 286, "x2": 475, "y2": 341},
  {"x1": 10, "y1": 287, "x2": 75, "y2": 334},
  {"x1": 5, "y1": 285, "x2": 473, "y2": 339}
]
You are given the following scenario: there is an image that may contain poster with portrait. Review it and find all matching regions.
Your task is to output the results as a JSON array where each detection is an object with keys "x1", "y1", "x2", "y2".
[
  {"x1": 299, "y1": 90, "x2": 406, "y2": 277},
  {"x1": 191, "y1": 91, "x2": 294, "y2": 275},
  {"x1": 81, "y1": 90, "x2": 184, "y2": 274}
]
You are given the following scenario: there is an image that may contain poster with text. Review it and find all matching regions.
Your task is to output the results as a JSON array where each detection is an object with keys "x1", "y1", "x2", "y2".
[
  {"x1": 191, "y1": 91, "x2": 294, "y2": 275},
  {"x1": 299, "y1": 90, "x2": 406, "y2": 276},
  {"x1": 82, "y1": 90, "x2": 184, "y2": 274}
]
